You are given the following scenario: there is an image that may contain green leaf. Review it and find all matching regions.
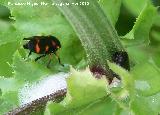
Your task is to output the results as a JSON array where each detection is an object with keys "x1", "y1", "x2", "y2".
[
  {"x1": 122, "y1": 3, "x2": 157, "y2": 46},
  {"x1": 47, "y1": 97, "x2": 116, "y2": 115},
  {"x1": 132, "y1": 62, "x2": 160, "y2": 96},
  {"x1": 99, "y1": 0, "x2": 122, "y2": 26},
  {"x1": 47, "y1": 68, "x2": 108, "y2": 114},
  {"x1": 131, "y1": 92, "x2": 160, "y2": 115},
  {"x1": 0, "y1": 88, "x2": 2, "y2": 96},
  {"x1": 13, "y1": 51, "x2": 51, "y2": 83},
  {"x1": 77, "y1": 97, "x2": 116, "y2": 115},
  {"x1": 108, "y1": 62, "x2": 134, "y2": 95},
  {"x1": 0, "y1": 5, "x2": 10, "y2": 20},
  {"x1": 0, "y1": 91, "x2": 19, "y2": 115},
  {"x1": 60, "y1": 35, "x2": 85, "y2": 66},
  {"x1": 66, "y1": 68, "x2": 107, "y2": 108},
  {"x1": 0, "y1": 42, "x2": 19, "y2": 77},
  {"x1": 131, "y1": 95, "x2": 152, "y2": 115},
  {"x1": 123, "y1": 0, "x2": 150, "y2": 16},
  {"x1": 150, "y1": 14, "x2": 160, "y2": 67},
  {"x1": 78, "y1": 97, "x2": 116, "y2": 115},
  {"x1": 152, "y1": 48, "x2": 160, "y2": 68},
  {"x1": 0, "y1": 20, "x2": 21, "y2": 77},
  {"x1": 130, "y1": 61, "x2": 160, "y2": 115},
  {"x1": 4, "y1": 0, "x2": 64, "y2": 37},
  {"x1": 0, "y1": 0, "x2": 5, "y2": 4},
  {"x1": 0, "y1": 21, "x2": 21, "y2": 45},
  {"x1": 108, "y1": 62, "x2": 134, "y2": 109},
  {"x1": 0, "y1": 10, "x2": 20, "y2": 77},
  {"x1": 153, "y1": 14, "x2": 160, "y2": 27},
  {"x1": 126, "y1": 45, "x2": 150, "y2": 65},
  {"x1": 114, "y1": 104, "x2": 130, "y2": 115},
  {"x1": 0, "y1": 77, "x2": 18, "y2": 93}
]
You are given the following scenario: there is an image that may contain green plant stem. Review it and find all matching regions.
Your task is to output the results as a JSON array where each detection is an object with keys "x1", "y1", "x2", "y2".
[{"x1": 53, "y1": 0, "x2": 125, "y2": 76}]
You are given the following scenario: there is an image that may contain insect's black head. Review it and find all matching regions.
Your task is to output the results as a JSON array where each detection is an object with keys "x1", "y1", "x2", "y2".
[{"x1": 23, "y1": 43, "x2": 28, "y2": 49}]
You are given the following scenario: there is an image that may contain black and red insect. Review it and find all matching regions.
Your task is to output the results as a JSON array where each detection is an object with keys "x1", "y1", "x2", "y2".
[{"x1": 23, "y1": 36, "x2": 63, "y2": 67}]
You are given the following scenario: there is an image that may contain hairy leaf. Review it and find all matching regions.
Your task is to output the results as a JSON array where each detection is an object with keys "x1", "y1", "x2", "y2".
[
  {"x1": 47, "y1": 68, "x2": 108, "y2": 114},
  {"x1": 122, "y1": 3, "x2": 157, "y2": 46}
]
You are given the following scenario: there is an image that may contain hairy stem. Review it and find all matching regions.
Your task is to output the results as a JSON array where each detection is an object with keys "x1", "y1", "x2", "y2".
[{"x1": 53, "y1": 0, "x2": 129, "y2": 77}]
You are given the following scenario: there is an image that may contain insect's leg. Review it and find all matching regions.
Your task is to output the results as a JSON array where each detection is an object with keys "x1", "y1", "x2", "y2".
[
  {"x1": 46, "y1": 54, "x2": 52, "y2": 68},
  {"x1": 54, "y1": 52, "x2": 64, "y2": 66},
  {"x1": 28, "y1": 51, "x2": 32, "y2": 57},
  {"x1": 35, "y1": 54, "x2": 46, "y2": 62}
]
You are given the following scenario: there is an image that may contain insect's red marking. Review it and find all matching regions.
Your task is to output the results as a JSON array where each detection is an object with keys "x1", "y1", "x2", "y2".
[
  {"x1": 35, "y1": 39, "x2": 40, "y2": 53},
  {"x1": 45, "y1": 45, "x2": 49, "y2": 52},
  {"x1": 52, "y1": 40, "x2": 56, "y2": 46},
  {"x1": 35, "y1": 43, "x2": 40, "y2": 53}
]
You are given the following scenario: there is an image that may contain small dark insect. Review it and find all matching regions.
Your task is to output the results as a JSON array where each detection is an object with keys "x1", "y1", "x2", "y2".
[
  {"x1": 23, "y1": 36, "x2": 63, "y2": 68},
  {"x1": 112, "y1": 51, "x2": 130, "y2": 71}
]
